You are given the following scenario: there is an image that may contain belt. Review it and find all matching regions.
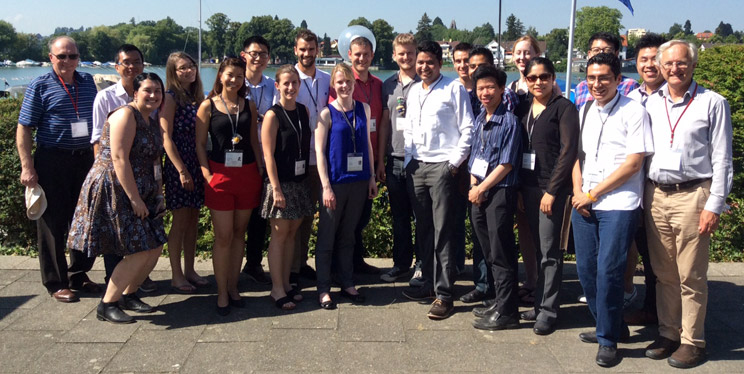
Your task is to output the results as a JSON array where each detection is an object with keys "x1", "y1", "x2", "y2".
[{"x1": 648, "y1": 178, "x2": 710, "y2": 192}]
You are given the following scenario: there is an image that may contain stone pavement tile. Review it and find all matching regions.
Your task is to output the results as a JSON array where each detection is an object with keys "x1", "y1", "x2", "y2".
[
  {"x1": 136, "y1": 293, "x2": 215, "y2": 331},
  {"x1": 61, "y1": 308, "x2": 141, "y2": 343},
  {"x1": 28, "y1": 342, "x2": 122, "y2": 373},
  {"x1": 707, "y1": 309, "x2": 744, "y2": 333},
  {"x1": 0, "y1": 307, "x2": 29, "y2": 330},
  {"x1": 707, "y1": 278, "x2": 744, "y2": 311},
  {"x1": 253, "y1": 329, "x2": 339, "y2": 372},
  {"x1": 199, "y1": 314, "x2": 272, "y2": 342},
  {"x1": 6, "y1": 296, "x2": 97, "y2": 331},
  {"x1": 0, "y1": 269, "x2": 28, "y2": 285},
  {"x1": 0, "y1": 330, "x2": 60, "y2": 373},
  {"x1": 181, "y1": 342, "x2": 262, "y2": 373},
  {"x1": 340, "y1": 283, "x2": 400, "y2": 308},
  {"x1": 336, "y1": 341, "x2": 419, "y2": 372},
  {"x1": 104, "y1": 328, "x2": 201, "y2": 372},
  {"x1": 337, "y1": 307, "x2": 405, "y2": 342},
  {"x1": 0, "y1": 281, "x2": 46, "y2": 309},
  {"x1": 402, "y1": 330, "x2": 507, "y2": 372},
  {"x1": 11, "y1": 256, "x2": 39, "y2": 270},
  {"x1": 266, "y1": 302, "x2": 339, "y2": 330},
  {"x1": 398, "y1": 299, "x2": 479, "y2": 331},
  {"x1": 545, "y1": 329, "x2": 648, "y2": 373},
  {"x1": 0, "y1": 256, "x2": 32, "y2": 269},
  {"x1": 709, "y1": 263, "x2": 744, "y2": 277}
]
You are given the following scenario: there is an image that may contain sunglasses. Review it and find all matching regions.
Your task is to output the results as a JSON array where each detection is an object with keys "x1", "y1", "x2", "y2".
[
  {"x1": 52, "y1": 53, "x2": 80, "y2": 61},
  {"x1": 525, "y1": 73, "x2": 553, "y2": 83}
]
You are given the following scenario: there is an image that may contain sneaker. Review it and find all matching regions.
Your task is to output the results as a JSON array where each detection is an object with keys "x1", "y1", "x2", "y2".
[
  {"x1": 427, "y1": 299, "x2": 454, "y2": 320},
  {"x1": 623, "y1": 286, "x2": 638, "y2": 309},
  {"x1": 578, "y1": 294, "x2": 587, "y2": 304},
  {"x1": 402, "y1": 286, "x2": 435, "y2": 301},
  {"x1": 138, "y1": 277, "x2": 157, "y2": 293},
  {"x1": 380, "y1": 266, "x2": 409, "y2": 282},
  {"x1": 409, "y1": 262, "x2": 424, "y2": 287},
  {"x1": 243, "y1": 265, "x2": 271, "y2": 285}
]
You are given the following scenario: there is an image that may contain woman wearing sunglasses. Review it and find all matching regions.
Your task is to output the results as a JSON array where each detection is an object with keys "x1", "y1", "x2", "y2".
[{"x1": 516, "y1": 57, "x2": 579, "y2": 335}]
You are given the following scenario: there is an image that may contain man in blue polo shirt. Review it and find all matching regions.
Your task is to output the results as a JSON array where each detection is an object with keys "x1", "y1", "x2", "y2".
[{"x1": 16, "y1": 35, "x2": 100, "y2": 302}]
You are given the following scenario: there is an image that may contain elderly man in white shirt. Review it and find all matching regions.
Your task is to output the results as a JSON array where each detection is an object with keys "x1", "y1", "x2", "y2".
[
  {"x1": 400, "y1": 41, "x2": 474, "y2": 320},
  {"x1": 643, "y1": 40, "x2": 733, "y2": 369},
  {"x1": 571, "y1": 53, "x2": 654, "y2": 368}
]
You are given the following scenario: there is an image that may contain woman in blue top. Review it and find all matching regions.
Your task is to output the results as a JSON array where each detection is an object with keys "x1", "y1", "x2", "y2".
[{"x1": 314, "y1": 63, "x2": 378, "y2": 310}]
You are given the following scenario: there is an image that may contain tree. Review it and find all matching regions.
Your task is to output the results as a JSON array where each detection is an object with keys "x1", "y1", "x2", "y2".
[
  {"x1": 725, "y1": 34, "x2": 739, "y2": 44},
  {"x1": 526, "y1": 26, "x2": 538, "y2": 39},
  {"x1": 322, "y1": 33, "x2": 331, "y2": 56},
  {"x1": 433, "y1": 17, "x2": 445, "y2": 27},
  {"x1": 668, "y1": 23, "x2": 684, "y2": 37},
  {"x1": 431, "y1": 24, "x2": 448, "y2": 42},
  {"x1": 574, "y1": 6, "x2": 623, "y2": 51},
  {"x1": 300, "y1": 20, "x2": 308, "y2": 29},
  {"x1": 716, "y1": 22, "x2": 734, "y2": 38},
  {"x1": 371, "y1": 19, "x2": 396, "y2": 68},
  {"x1": 0, "y1": 21, "x2": 18, "y2": 59},
  {"x1": 205, "y1": 12, "x2": 230, "y2": 57},
  {"x1": 348, "y1": 17, "x2": 373, "y2": 29},
  {"x1": 503, "y1": 14, "x2": 524, "y2": 41},
  {"x1": 415, "y1": 13, "x2": 433, "y2": 42},
  {"x1": 472, "y1": 23, "x2": 496, "y2": 43},
  {"x1": 545, "y1": 28, "x2": 568, "y2": 63},
  {"x1": 264, "y1": 18, "x2": 295, "y2": 63},
  {"x1": 88, "y1": 27, "x2": 119, "y2": 62},
  {"x1": 684, "y1": 20, "x2": 693, "y2": 35}
]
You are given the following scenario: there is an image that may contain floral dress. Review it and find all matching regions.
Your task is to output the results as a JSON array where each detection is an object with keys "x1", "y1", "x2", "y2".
[
  {"x1": 68, "y1": 105, "x2": 167, "y2": 257},
  {"x1": 163, "y1": 91, "x2": 204, "y2": 210}
]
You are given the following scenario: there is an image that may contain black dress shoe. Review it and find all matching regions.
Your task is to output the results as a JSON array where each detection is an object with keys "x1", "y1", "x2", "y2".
[
  {"x1": 520, "y1": 309, "x2": 537, "y2": 321},
  {"x1": 596, "y1": 345, "x2": 620, "y2": 367},
  {"x1": 319, "y1": 299, "x2": 337, "y2": 310},
  {"x1": 340, "y1": 289, "x2": 366, "y2": 303},
  {"x1": 229, "y1": 297, "x2": 245, "y2": 308},
  {"x1": 481, "y1": 298, "x2": 496, "y2": 307},
  {"x1": 216, "y1": 304, "x2": 230, "y2": 316},
  {"x1": 118, "y1": 294, "x2": 154, "y2": 313},
  {"x1": 459, "y1": 289, "x2": 488, "y2": 303},
  {"x1": 472, "y1": 312, "x2": 520, "y2": 331},
  {"x1": 97, "y1": 301, "x2": 134, "y2": 324},
  {"x1": 473, "y1": 299, "x2": 499, "y2": 318},
  {"x1": 533, "y1": 320, "x2": 555, "y2": 335}
]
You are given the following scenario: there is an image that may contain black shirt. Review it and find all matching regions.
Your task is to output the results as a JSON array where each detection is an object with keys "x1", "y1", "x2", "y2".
[
  {"x1": 207, "y1": 98, "x2": 255, "y2": 164},
  {"x1": 268, "y1": 103, "x2": 311, "y2": 183}
]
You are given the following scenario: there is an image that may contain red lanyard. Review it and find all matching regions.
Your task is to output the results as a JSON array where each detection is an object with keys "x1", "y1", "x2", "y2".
[
  {"x1": 56, "y1": 73, "x2": 79, "y2": 118},
  {"x1": 664, "y1": 83, "x2": 697, "y2": 147}
]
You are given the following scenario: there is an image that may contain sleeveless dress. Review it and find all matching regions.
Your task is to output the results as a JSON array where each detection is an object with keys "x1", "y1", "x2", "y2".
[
  {"x1": 68, "y1": 105, "x2": 167, "y2": 257},
  {"x1": 163, "y1": 91, "x2": 204, "y2": 210}
]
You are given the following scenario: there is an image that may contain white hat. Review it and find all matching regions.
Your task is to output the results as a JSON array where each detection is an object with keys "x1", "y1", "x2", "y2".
[{"x1": 25, "y1": 185, "x2": 47, "y2": 220}]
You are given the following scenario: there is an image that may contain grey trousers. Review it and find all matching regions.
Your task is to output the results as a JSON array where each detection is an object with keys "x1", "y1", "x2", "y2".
[
  {"x1": 522, "y1": 186, "x2": 567, "y2": 323},
  {"x1": 315, "y1": 180, "x2": 367, "y2": 294},
  {"x1": 406, "y1": 160, "x2": 458, "y2": 302}
]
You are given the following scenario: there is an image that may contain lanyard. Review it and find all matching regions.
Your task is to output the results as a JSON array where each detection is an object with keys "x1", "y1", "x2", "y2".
[
  {"x1": 526, "y1": 103, "x2": 545, "y2": 150},
  {"x1": 56, "y1": 73, "x2": 79, "y2": 119},
  {"x1": 250, "y1": 85, "x2": 265, "y2": 113},
  {"x1": 398, "y1": 72, "x2": 414, "y2": 99},
  {"x1": 417, "y1": 75, "x2": 444, "y2": 127},
  {"x1": 303, "y1": 79, "x2": 319, "y2": 112},
  {"x1": 479, "y1": 112, "x2": 497, "y2": 152},
  {"x1": 339, "y1": 101, "x2": 357, "y2": 153},
  {"x1": 219, "y1": 95, "x2": 241, "y2": 150},
  {"x1": 593, "y1": 96, "x2": 620, "y2": 161},
  {"x1": 664, "y1": 83, "x2": 698, "y2": 148},
  {"x1": 279, "y1": 105, "x2": 303, "y2": 160}
]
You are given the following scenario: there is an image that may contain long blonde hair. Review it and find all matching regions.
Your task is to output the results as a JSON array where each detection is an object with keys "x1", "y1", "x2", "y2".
[{"x1": 165, "y1": 52, "x2": 204, "y2": 106}]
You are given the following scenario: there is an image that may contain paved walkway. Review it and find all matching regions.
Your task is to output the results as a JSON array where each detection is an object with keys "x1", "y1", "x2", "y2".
[{"x1": 0, "y1": 255, "x2": 742, "y2": 373}]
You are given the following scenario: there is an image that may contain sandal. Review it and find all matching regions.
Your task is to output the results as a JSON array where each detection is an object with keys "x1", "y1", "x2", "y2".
[
  {"x1": 319, "y1": 299, "x2": 336, "y2": 310},
  {"x1": 186, "y1": 275, "x2": 210, "y2": 288},
  {"x1": 286, "y1": 288, "x2": 303, "y2": 302},
  {"x1": 271, "y1": 295, "x2": 296, "y2": 310},
  {"x1": 518, "y1": 286, "x2": 535, "y2": 305},
  {"x1": 170, "y1": 284, "x2": 196, "y2": 294}
]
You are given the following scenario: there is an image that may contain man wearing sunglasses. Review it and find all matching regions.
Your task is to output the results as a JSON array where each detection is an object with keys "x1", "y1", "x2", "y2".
[
  {"x1": 574, "y1": 32, "x2": 639, "y2": 110},
  {"x1": 16, "y1": 36, "x2": 99, "y2": 302}
]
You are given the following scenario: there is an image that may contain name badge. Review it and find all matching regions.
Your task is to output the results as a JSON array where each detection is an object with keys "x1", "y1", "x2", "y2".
[
  {"x1": 522, "y1": 151, "x2": 536, "y2": 170},
  {"x1": 392, "y1": 157, "x2": 404, "y2": 177},
  {"x1": 347, "y1": 153, "x2": 363, "y2": 172},
  {"x1": 70, "y1": 120, "x2": 89, "y2": 138},
  {"x1": 224, "y1": 150, "x2": 243, "y2": 167},
  {"x1": 295, "y1": 160, "x2": 306, "y2": 176},
  {"x1": 413, "y1": 129, "x2": 425, "y2": 145},
  {"x1": 153, "y1": 161, "x2": 162, "y2": 181},
  {"x1": 396, "y1": 117, "x2": 410, "y2": 132},
  {"x1": 656, "y1": 149, "x2": 682, "y2": 171},
  {"x1": 369, "y1": 119, "x2": 377, "y2": 132},
  {"x1": 471, "y1": 158, "x2": 489, "y2": 179}
]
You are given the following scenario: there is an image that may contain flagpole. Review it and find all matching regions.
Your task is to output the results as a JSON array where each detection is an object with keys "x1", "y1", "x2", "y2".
[
  {"x1": 565, "y1": 0, "x2": 577, "y2": 99},
  {"x1": 198, "y1": 0, "x2": 202, "y2": 72}
]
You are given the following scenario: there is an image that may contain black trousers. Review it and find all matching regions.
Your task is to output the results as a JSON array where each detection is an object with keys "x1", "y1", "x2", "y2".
[
  {"x1": 471, "y1": 186, "x2": 519, "y2": 317},
  {"x1": 245, "y1": 208, "x2": 268, "y2": 268},
  {"x1": 634, "y1": 214, "x2": 657, "y2": 313},
  {"x1": 34, "y1": 146, "x2": 95, "y2": 293}
]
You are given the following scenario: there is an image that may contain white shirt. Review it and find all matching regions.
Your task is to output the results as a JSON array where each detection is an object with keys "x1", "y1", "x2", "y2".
[
  {"x1": 91, "y1": 81, "x2": 130, "y2": 144},
  {"x1": 645, "y1": 80, "x2": 733, "y2": 214},
  {"x1": 245, "y1": 75, "x2": 277, "y2": 148},
  {"x1": 295, "y1": 65, "x2": 331, "y2": 166},
  {"x1": 403, "y1": 75, "x2": 474, "y2": 167},
  {"x1": 626, "y1": 82, "x2": 664, "y2": 107},
  {"x1": 579, "y1": 93, "x2": 653, "y2": 211}
]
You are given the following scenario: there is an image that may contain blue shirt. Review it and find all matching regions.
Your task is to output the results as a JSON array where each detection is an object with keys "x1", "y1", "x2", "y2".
[
  {"x1": 18, "y1": 70, "x2": 97, "y2": 149},
  {"x1": 574, "y1": 75, "x2": 639, "y2": 110},
  {"x1": 326, "y1": 102, "x2": 371, "y2": 184},
  {"x1": 469, "y1": 87, "x2": 519, "y2": 117},
  {"x1": 468, "y1": 103, "x2": 522, "y2": 187}
]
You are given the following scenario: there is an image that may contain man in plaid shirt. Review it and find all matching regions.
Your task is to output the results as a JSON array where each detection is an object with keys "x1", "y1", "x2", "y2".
[{"x1": 574, "y1": 32, "x2": 638, "y2": 110}]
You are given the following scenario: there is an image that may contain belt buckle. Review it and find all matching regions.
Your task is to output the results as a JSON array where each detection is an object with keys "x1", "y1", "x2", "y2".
[{"x1": 675, "y1": 183, "x2": 681, "y2": 192}]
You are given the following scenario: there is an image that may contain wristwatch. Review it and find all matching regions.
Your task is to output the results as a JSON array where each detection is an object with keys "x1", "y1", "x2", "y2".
[{"x1": 447, "y1": 163, "x2": 459, "y2": 176}]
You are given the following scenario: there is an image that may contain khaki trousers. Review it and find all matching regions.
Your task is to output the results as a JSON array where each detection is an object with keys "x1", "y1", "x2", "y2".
[{"x1": 644, "y1": 180, "x2": 710, "y2": 348}]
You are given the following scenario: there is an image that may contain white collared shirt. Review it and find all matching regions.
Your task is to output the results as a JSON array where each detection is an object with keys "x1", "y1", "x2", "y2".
[
  {"x1": 295, "y1": 64, "x2": 331, "y2": 166},
  {"x1": 245, "y1": 75, "x2": 277, "y2": 116},
  {"x1": 579, "y1": 93, "x2": 654, "y2": 211},
  {"x1": 403, "y1": 75, "x2": 474, "y2": 167},
  {"x1": 91, "y1": 80, "x2": 130, "y2": 144},
  {"x1": 627, "y1": 82, "x2": 664, "y2": 107},
  {"x1": 645, "y1": 80, "x2": 733, "y2": 214}
]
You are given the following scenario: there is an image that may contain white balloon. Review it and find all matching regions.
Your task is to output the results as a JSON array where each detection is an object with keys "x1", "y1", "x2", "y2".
[{"x1": 337, "y1": 25, "x2": 376, "y2": 62}]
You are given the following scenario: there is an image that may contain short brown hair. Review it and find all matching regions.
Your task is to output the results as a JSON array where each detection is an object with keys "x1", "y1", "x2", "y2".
[
  {"x1": 350, "y1": 36, "x2": 373, "y2": 52},
  {"x1": 296, "y1": 29, "x2": 318, "y2": 47},
  {"x1": 275, "y1": 64, "x2": 300, "y2": 83},
  {"x1": 393, "y1": 33, "x2": 416, "y2": 49}
]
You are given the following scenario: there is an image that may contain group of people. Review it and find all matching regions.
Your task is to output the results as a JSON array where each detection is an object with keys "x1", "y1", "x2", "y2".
[{"x1": 16, "y1": 26, "x2": 731, "y2": 370}]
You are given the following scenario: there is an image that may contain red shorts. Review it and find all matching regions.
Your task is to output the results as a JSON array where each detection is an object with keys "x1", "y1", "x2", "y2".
[{"x1": 205, "y1": 160, "x2": 262, "y2": 211}]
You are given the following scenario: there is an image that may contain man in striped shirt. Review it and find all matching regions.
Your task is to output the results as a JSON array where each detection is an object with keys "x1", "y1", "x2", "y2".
[{"x1": 16, "y1": 35, "x2": 100, "y2": 303}]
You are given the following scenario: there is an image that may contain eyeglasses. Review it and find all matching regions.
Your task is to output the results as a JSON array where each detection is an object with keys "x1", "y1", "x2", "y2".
[
  {"x1": 52, "y1": 53, "x2": 80, "y2": 61},
  {"x1": 525, "y1": 73, "x2": 553, "y2": 83},
  {"x1": 661, "y1": 61, "x2": 689, "y2": 70},
  {"x1": 589, "y1": 47, "x2": 615, "y2": 54},
  {"x1": 176, "y1": 64, "x2": 196, "y2": 72},
  {"x1": 245, "y1": 51, "x2": 269, "y2": 60}
]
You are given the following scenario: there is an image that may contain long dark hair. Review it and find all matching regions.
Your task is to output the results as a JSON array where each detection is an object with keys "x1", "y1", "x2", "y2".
[
  {"x1": 207, "y1": 57, "x2": 246, "y2": 99},
  {"x1": 133, "y1": 72, "x2": 165, "y2": 109},
  {"x1": 524, "y1": 57, "x2": 556, "y2": 78}
]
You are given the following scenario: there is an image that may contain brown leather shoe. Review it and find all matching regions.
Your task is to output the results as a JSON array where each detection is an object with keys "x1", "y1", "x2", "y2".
[
  {"x1": 51, "y1": 289, "x2": 80, "y2": 303},
  {"x1": 668, "y1": 344, "x2": 706, "y2": 368},
  {"x1": 624, "y1": 308, "x2": 658, "y2": 326},
  {"x1": 645, "y1": 336, "x2": 681, "y2": 360}
]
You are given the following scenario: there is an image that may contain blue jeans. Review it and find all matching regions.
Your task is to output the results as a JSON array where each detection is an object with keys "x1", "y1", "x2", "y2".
[{"x1": 572, "y1": 208, "x2": 639, "y2": 347}]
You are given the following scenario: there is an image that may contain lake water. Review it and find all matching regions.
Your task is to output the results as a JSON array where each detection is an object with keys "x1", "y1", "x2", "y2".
[{"x1": 1, "y1": 65, "x2": 640, "y2": 94}]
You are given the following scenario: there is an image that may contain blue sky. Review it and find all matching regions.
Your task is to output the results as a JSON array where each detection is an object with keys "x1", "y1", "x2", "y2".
[{"x1": 4, "y1": 0, "x2": 742, "y2": 38}]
